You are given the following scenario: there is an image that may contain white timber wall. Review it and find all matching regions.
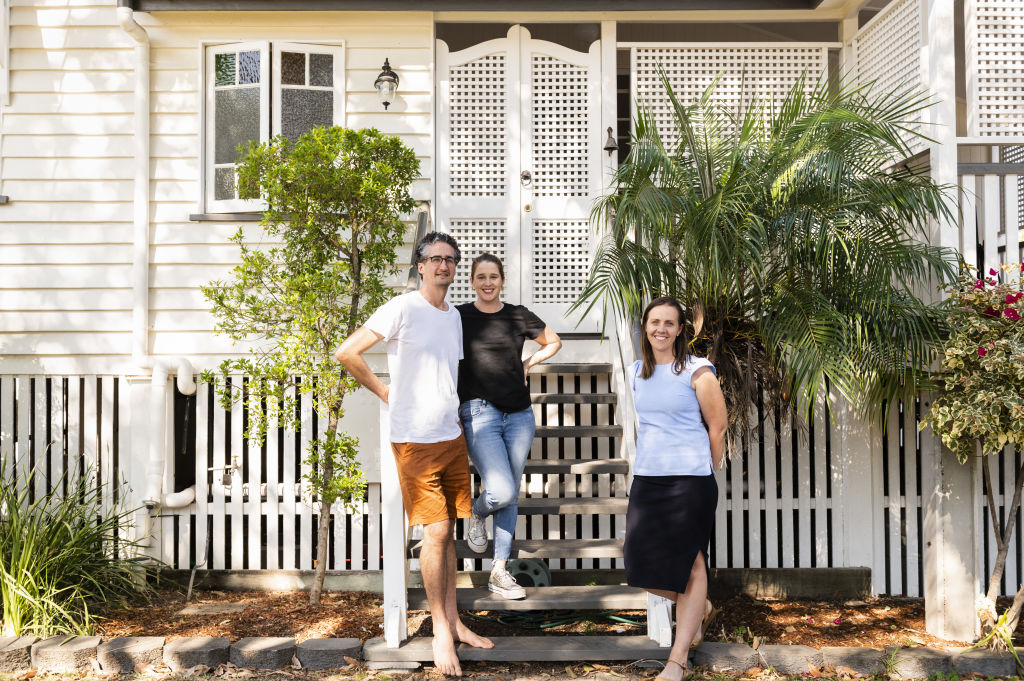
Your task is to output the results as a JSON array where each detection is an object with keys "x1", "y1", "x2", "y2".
[
  {"x1": 0, "y1": 2, "x2": 432, "y2": 376},
  {"x1": 0, "y1": 1, "x2": 434, "y2": 475},
  {"x1": 1, "y1": 1, "x2": 136, "y2": 375}
]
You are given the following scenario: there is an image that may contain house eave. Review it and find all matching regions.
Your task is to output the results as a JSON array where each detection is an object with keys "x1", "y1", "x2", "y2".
[{"x1": 121, "y1": 0, "x2": 826, "y2": 11}]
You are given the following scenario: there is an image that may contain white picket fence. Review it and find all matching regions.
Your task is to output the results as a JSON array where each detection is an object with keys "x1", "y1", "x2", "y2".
[{"x1": 0, "y1": 372, "x2": 1002, "y2": 598}]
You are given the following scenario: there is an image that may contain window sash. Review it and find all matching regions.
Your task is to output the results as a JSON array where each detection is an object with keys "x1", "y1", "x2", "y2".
[
  {"x1": 205, "y1": 41, "x2": 270, "y2": 214},
  {"x1": 272, "y1": 42, "x2": 346, "y2": 145},
  {"x1": 203, "y1": 40, "x2": 346, "y2": 214}
]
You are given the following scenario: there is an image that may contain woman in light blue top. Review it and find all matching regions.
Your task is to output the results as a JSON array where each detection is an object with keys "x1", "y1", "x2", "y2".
[{"x1": 623, "y1": 296, "x2": 727, "y2": 681}]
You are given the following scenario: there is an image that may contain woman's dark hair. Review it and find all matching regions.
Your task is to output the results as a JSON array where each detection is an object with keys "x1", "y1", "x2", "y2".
[
  {"x1": 639, "y1": 296, "x2": 692, "y2": 379},
  {"x1": 470, "y1": 252, "x2": 505, "y2": 280},
  {"x1": 415, "y1": 231, "x2": 461, "y2": 264}
]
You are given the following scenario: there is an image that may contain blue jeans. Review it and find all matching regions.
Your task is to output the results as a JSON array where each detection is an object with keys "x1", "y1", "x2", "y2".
[{"x1": 458, "y1": 399, "x2": 535, "y2": 562}]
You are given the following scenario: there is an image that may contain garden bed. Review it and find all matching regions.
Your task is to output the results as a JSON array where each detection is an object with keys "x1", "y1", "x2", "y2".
[{"x1": 96, "y1": 590, "x2": 987, "y2": 650}]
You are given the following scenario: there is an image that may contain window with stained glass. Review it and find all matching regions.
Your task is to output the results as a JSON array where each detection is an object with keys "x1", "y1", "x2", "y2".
[{"x1": 205, "y1": 41, "x2": 345, "y2": 213}]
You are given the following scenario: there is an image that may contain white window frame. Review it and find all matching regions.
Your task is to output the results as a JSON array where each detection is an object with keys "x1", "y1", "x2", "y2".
[
  {"x1": 272, "y1": 42, "x2": 346, "y2": 142},
  {"x1": 202, "y1": 40, "x2": 345, "y2": 214}
]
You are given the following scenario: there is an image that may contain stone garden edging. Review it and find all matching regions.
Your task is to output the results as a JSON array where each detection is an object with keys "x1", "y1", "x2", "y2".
[{"x1": 0, "y1": 635, "x2": 1020, "y2": 677}]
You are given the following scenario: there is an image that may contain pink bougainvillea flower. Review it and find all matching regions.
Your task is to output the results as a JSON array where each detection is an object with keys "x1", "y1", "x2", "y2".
[
  {"x1": 833, "y1": 618, "x2": 842, "y2": 625},
  {"x1": 1016, "y1": 292, "x2": 1024, "y2": 302},
  {"x1": 1005, "y1": 308, "x2": 1020, "y2": 321},
  {"x1": 983, "y1": 306, "x2": 1000, "y2": 317},
  {"x1": 990, "y1": 268, "x2": 998, "y2": 276},
  {"x1": 978, "y1": 347, "x2": 988, "y2": 357},
  {"x1": 974, "y1": 280, "x2": 985, "y2": 290},
  {"x1": 1006, "y1": 293, "x2": 1018, "y2": 304}
]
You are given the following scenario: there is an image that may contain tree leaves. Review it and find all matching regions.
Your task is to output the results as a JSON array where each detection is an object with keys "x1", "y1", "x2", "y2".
[{"x1": 577, "y1": 72, "x2": 959, "y2": 448}]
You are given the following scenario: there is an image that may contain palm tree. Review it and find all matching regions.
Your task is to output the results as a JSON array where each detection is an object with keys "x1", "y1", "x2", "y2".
[{"x1": 577, "y1": 73, "x2": 961, "y2": 449}]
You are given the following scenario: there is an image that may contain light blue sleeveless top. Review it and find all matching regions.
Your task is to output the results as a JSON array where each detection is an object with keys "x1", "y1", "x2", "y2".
[{"x1": 631, "y1": 357, "x2": 715, "y2": 476}]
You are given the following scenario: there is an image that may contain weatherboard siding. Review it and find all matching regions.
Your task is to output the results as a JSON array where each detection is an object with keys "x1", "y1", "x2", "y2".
[{"x1": 0, "y1": 1, "x2": 433, "y2": 376}]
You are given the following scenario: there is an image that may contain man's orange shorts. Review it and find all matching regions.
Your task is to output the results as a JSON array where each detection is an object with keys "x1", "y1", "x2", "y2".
[{"x1": 390, "y1": 435, "x2": 473, "y2": 526}]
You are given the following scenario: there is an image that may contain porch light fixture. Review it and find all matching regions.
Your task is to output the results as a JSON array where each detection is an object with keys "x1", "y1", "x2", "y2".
[
  {"x1": 603, "y1": 127, "x2": 618, "y2": 156},
  {"x1": 374, "y1": 58, "x2": 399, "y2": 110}
]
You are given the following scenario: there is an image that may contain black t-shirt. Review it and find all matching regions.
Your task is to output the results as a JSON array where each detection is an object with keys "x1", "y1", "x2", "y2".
[{"x1": 457, "y1": 302, "x2": 547, "y2": 412}]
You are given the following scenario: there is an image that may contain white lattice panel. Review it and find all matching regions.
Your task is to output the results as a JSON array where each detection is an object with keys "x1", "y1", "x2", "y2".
[
  {"x1": 967, "y1": 0, "x2": 1024, "y2": 137},
  {"x1": 447, "y1": 219, "x2": 508, "y2": 304},
  {"x1": 853, "y1": 0, "x2": 925, "y2": 154},
  {"x1": 449, "y1": 53, "x2": 508, "y2": 197},
  {"x1": 531, "y1": 55, "x2": 590, "y2": 197},
  {"x1": 631, "y1": 46, "x2": 828, "y2": 145},
  {"x1": 531, "y1": 220, "x2": 589, "y2": 303},
  {"x1": 1001, "y1": 145, "x2": 1024, "y2": 251}
]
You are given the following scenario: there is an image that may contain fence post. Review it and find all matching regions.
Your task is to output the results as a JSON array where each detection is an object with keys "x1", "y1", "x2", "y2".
[
  {"x1": 646, "y1": 593, "x2": 673, "y2": 647},
  {"x1": 125, "y1": 375, "x2": 158, "y2": 557},
  {"x1": 379, "y1": 400, "x2": 408, "y2": 647},
  {"x1": 920, "y1": 420, "x2": 980, "y2": 641},
  {"x1": 833, "y1": 393, "x2": 883, "y2": 592}
]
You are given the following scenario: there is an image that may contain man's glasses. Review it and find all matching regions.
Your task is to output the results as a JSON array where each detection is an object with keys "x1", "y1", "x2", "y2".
[{"x1": 423, "y1": 255, "x2": 458, "y2": 266}]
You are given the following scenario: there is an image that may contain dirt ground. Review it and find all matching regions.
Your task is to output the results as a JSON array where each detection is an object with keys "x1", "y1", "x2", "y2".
[
  {"x1": 1, "y1": 591, "x2": 1014, "y2": 681},
  {"x1": 96, "y1": 589, "x2": 984, "y2": 650}
]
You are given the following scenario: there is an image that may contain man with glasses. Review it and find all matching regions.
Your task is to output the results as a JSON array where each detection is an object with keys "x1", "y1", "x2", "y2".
[{"x1": 337, "y1": 232, "x2": 492, "y2": 676}]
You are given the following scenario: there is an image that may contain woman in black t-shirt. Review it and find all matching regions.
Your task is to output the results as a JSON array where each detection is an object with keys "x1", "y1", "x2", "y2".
[{"x1": 458, "y1": 253, "x2": 561, "y2": 600}]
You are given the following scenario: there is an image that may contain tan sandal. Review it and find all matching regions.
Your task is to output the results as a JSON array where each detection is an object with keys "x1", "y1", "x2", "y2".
[
  {"x1": 690, "y1": 599, "x2": 716, "y2": 649},
  {"x1": 654, "y1": 656, "x2": 688, "y2": 681}
]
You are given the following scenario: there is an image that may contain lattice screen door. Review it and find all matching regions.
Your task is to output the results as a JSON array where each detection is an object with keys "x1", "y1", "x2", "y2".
[{"x1": 437, "y1": 25, "x2": 602, "y2": 332}]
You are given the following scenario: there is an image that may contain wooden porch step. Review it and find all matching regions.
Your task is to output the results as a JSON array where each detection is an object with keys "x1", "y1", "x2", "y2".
[
  {"x1": 518, "y1": 497, "x2": 628, "y2": 515},
  {"x1": 532, "y1": 363, "x2": 613, "y2": 374},
  {"x1": 532, "y1": 393, "x2": 616, "y2": 404},
  {"x1": 363, "y1": 635, "x2": 668, "y2": 662},
  {"x1": 407, "y1": 585, "x2": 646, "y2": 611},
  {"x1": 535, "y1": 425, "x2": 622, "y2": 438},
  {"x1": 473, "y1": 458, "x2": 628, "y2": 475},
  {"x1": 409, "y1": 537, "x2": 624, "y2": 560}
]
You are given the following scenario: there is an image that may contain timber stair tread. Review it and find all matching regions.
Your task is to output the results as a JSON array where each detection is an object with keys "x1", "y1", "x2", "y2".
[
  {"x1": 531, "y1": 393, "x2": 617, "y2": 404},
  {"x1": 484, "y1": 458, "x2": 628, "y2": 474},
  {"x1": 407, "y1": 585, "x2": 645, "y2": 611},
  {"x1": 532, "y1": 363, "x2": 613, "y2": 374},
  {"x1": 408, "y1": 537, "x2": 624, "y2": 560},
  {"x1": 535, "y1": 425, "x2": 622, "y2": 438},
  {"x1": 516, "y1": 497, "x2": 628, "y2": 515},
  {"x1": 363, "y1": 635, "x2": 669, "y2": 662}
]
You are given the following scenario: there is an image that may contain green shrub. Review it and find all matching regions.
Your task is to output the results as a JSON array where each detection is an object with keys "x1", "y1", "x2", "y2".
[{"x1": 0, "y1": 454, "x2": 157, "y2": 636}]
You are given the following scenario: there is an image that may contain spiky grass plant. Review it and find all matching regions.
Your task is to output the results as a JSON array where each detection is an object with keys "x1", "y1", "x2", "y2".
[{"x1": 0, "y1": 454, "x2": 157, "y2": 636}]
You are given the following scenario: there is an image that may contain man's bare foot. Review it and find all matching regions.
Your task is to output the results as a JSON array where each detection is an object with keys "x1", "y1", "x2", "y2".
[
  {"x1": 454, "y1": 621, "x2": 493, "y2": 649},
  {"x1": 431, "y1": 635, "x2": 462, "y2": 677}
]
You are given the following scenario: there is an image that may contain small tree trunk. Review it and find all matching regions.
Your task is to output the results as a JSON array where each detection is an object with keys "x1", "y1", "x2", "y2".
[
  {"x1": 309, "y1": 415, "x2": 339, "y2": 606},
  {"x1": 1005, "y1": 584, "x2": 1024, "y2": 633},
  {"x1": 984, "y1": 447, "x2": 1024, "y2": 604}
]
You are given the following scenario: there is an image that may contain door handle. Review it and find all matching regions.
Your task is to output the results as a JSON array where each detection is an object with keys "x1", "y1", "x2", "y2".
[{"x1": 520, "y1": 170, "x2": 532, "y2": 187}]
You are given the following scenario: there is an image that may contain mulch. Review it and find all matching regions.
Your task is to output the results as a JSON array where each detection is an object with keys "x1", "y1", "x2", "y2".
[{"x1": 96, "y1": 589, "x2": 991, "y2": 650}]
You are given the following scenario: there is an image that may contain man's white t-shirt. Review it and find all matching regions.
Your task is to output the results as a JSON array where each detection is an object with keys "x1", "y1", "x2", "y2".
[{"x1": 364, "y1": 290, "x2": 463, "y2": 443}]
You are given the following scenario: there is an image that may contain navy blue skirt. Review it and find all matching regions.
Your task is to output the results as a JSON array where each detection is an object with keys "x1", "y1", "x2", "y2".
[{"x1": 623, "y1": 473, "x2": 718, "y2": 593}]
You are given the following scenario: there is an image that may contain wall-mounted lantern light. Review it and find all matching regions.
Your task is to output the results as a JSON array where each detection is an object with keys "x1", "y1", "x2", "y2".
[
  {"x1": 603, "y1": 127, "x2": 618, "y2": 157},
  {"x1": 374, "y1": 58, "x2": 400, "y2": 110}
]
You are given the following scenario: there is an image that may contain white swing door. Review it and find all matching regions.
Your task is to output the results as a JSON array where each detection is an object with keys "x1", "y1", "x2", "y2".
[
  {"x1": 518, "y1": 30, "x2": 601, "y2": 332},
  {"x1": 437, "y1": 28, "x2": 523, "y2": 308},
  {"x1": 437, "y1": 26, "x2": 602, "y2": 333}
]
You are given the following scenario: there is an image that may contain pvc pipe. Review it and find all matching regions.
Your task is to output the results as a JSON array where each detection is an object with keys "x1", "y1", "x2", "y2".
[
  {"x1": 118, "y1": 7, "x2": 198, "y2": 515},
  {"x1": 117, "y1": 6, "x2": 151, "y2": 367},
  {"x1": 144, "y1": 358, "x2": 197, "y2": 510}
]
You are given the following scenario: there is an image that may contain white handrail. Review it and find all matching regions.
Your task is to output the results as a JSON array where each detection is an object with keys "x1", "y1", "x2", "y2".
[{"x1": 379, "y1": 400, "x2": 408, "y2": 647}]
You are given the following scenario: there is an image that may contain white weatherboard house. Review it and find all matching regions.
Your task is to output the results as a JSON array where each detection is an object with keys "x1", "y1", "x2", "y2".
[{"x1": 0, "y1": 0, "x2": 1022, "y2": 655}]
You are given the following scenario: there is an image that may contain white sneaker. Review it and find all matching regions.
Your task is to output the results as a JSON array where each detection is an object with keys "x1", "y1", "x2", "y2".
[
  {"x1": 488, "y1": 567, "x2": 526, "y2": 600},
  {"x1": 466, "y1": 515, "x2": 488, "y2": 554}
]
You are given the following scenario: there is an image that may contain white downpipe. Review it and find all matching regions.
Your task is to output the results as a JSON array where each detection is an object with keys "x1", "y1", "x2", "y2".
[
  {"x1": 118, "y1": 7, "x2": 197, "y2": 520},
  {"x1": 117, "y1": 5, "x2": 151, "y2": 368}
]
